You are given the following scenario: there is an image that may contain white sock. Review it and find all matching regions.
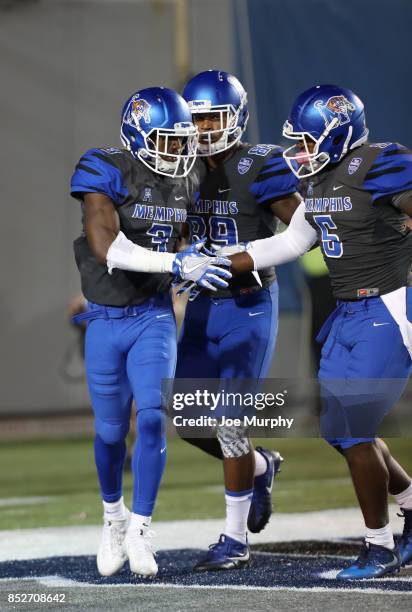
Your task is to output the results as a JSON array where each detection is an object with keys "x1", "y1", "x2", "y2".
[
  {"x1": 254, "y1": 450, "x2": 267, "y2": 478},
  {"x1": 103, "y1": 496, "x2": 127, "y2": 521},
  {"x1": 394, "y1": 482, "x2": 412, "y2": 510},
  {"x1": 365, "y1": 523, "x2": 395, "y2": 550},
  {"x1": 224, "y1": 490, "x2": 253, "y2": 544},
  {"x1": 129, "y1": 512, "x2": 151, "y2": 534}
]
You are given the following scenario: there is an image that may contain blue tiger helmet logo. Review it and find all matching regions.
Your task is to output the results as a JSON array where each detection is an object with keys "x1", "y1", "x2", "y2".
[
  {"x1": 123, "y1": 95, "x2": 151, "y2": 127},
  {"x1": 282, "y1": 84, "x2": 369, "y2": 179},
  {"x1": 120, "y1": 87, "x2": 197, "y2": 178},
  {"x1": 314, "y1": 95, "x2": 356, "y2": 128}
]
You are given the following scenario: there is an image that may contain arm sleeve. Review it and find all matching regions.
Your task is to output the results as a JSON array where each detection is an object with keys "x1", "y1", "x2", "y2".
[
  {"x1": 106, "y1": 232, "x2": 175, "y2": 274},
  {"x1": 70, "y1": 148, "x2": 128, "y2": 205},
  {"x1": 249, "y1": 147, "x2": 300, "y2": 206},
  {"x1": 363, "y1": 143, "x2": 412, "y2": 202},
  {"x1": 248, "y1": 202, "x2": 317, "y2": 270}
]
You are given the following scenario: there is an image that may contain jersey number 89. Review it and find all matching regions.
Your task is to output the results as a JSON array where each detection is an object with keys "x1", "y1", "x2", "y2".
[{"x1": 186, "y1": 215, "x2": 238, "y2": 246}]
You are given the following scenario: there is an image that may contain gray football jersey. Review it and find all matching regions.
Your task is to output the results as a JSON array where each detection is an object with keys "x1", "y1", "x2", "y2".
[
  {"x1": 71, "y1": 147, "x2": 198, "y2": 306},
  {"x1": 304, "y1": 143, "x2": 412, "y2": 299},
  {"x1": 188, "y1": 143, "x2": 299, "y2": 295}
]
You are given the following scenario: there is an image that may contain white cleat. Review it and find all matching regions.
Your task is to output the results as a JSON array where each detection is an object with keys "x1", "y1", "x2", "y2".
[
  {"x1": 97, "y1": 509, "x2": 130, "y2": 577},
  {"x1": 125, "y1": 527, "x2": 158, "y2": 577}
]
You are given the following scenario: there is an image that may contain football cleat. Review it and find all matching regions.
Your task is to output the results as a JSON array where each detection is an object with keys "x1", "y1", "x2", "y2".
[
  {"x1": 194, "y1": 534, "x2": 250, "y2": 571},
  {"x1": 125, "y1": 526, "x2": 158, "y2": 577},
  {"x1": 398, "y1": 508, "x2": 412, "y2": 566},
  {"x1": 97, "y1": 508, "x2": 130, "y2": 577},
  {"x1": 336, "y1": 541, "x2": 401, "y2": 580},
  {"x1": 248, "y1": 448, "x2": 283, "y2": 533}
]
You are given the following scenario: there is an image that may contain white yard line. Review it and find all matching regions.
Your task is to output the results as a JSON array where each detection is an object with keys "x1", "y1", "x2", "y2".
[
  {"x1": 0, "y1": 505, "x2": 404, "y2": 562},
  {"x1": 0, "y1": 576, "x2": 410, "y2": 595},
  {"x1": 0, "y1": 496, "x2": 57, "y2": 507}
]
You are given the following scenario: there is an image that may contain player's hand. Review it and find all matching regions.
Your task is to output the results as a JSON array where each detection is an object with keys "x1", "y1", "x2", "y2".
[
  {"x1": 209, "y1": 242, "x2": 251, "y2": 257},
  {"x1": 208, "y1": 242, "x2": 262, "y2": 287},
  {"x1": 172, "y1": 240, "x2": 232, "y2": 291}
]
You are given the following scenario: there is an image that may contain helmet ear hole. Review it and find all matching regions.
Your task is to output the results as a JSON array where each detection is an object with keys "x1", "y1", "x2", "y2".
[{"x1": 332, "y1": 134, "x2": 344, "y2": 146}]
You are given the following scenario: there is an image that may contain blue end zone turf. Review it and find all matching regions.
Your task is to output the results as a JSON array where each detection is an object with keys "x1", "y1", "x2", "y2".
[{"x1": 0, "y1": 551, "x2": 411, "y2": 591}]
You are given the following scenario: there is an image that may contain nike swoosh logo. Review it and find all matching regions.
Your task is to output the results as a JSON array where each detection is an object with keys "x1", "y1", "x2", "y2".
[
  {"x1": 156, "y1": 314, "x2": 170, "y2": 319},
  {"x1": 249, "y1": 311, "x2": 264, "y2": 317},
  {"x1": 229, "y1": 550, "x2": 250, "y2": 561},
  {"x1": 218, "y1": 188, "x2": 231, "y2": 194},
  {"x1": 182, "y1": 260, "x2": 206, "y2": 274},
  {"x1": 175, "y1": 196, "x2": 184, "y2": 201},
  {"x1": 333, "y1": 185, "x2": 344, "y2": 191},
  {"x1": 373, "y1": 556, "x2": 400, "y2": 570},
  {"x1": 373, "y1": 322, "x2": 390, "y2": 327},
  {"x1": 160, "y1": 447, "x2": 166, "y2": 453}
]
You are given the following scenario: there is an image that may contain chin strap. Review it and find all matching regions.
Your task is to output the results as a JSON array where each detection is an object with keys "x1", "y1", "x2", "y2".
[{"x1": 340, "y1": 126, "x2": 353, "y2": 160}]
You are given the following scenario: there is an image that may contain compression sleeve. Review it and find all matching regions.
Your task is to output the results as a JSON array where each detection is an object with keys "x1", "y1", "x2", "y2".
[
  {"x1": 106, "y1": 231, "x2": 175, "y2": 274},
  {"x1": 248, "y1": 202, "x2": 317, "y2": 270}
]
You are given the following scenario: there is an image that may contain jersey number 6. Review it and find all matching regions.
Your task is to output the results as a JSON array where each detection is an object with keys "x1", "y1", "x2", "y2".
[{"x1": 313, "y1": 215, "x2": 343, "y2": 258}]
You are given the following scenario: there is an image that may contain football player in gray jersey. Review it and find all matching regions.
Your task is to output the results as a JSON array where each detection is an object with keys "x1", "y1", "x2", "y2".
[
  {"x1": 70, "y1": 87, "x2": 231, "y2": 578},
  {"x1": 229, "y1": 84, "x2": 412, "y2": 579},
  {"x1": 175, "y1": 70, "x2": 302, "y2": 571}
]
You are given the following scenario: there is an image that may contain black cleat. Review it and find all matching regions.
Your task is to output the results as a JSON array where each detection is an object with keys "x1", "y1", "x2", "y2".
[{"x1": 248, "y1": 448, "x2": 283, "y2": 533}]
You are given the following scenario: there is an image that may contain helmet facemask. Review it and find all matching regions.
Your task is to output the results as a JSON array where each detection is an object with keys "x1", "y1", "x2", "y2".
[
  {"x1": 188, "y1": 100, "x2": 248, "y2": 156},
  {"x1": 282, "y1": 118, "x2": 353, "y2": 179},
  {"x1": 121, "y1": 121, "x2": 198, "y2": 178},
  {"x1": 283, "y1": 118, "x2": 368, "y2": 179}
]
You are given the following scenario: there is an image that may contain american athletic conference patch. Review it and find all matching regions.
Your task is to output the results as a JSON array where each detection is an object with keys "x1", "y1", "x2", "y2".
[
  {"x1": 348, "y1": 157, "x2": 363, "y2": 175},
  {"x1": 237, "y1": 157, "x2": 253, "y2": 175}
]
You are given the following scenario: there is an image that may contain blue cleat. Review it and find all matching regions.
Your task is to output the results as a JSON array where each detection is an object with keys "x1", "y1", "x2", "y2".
[
  {"x1": 248, "y1": 448, "x2": 283, "y2": 533},
  {"x1": 336, "y1": 541, "x2": 401, "y2": 580},
  {"x1": 194, "y1": 534, "x2": 250, "y2": 571},
  {"x1": 398, "y1": 508, "x2": 412, "y2": 566}
]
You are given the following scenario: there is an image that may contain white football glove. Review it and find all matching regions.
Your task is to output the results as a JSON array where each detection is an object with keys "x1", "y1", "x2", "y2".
[
  {"x1": 106, "y1": 232, "x2": 231, "y2": 293},
  {"x1": 209, "y1": 242, "x2": 262, "y2": 287},
  {"x1": 172, "y1": 241, "x2": 232, "y2": 291}
]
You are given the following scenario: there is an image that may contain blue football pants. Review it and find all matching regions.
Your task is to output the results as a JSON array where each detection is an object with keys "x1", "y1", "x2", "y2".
[
  {"x1": 84, "y1": 294, "x2": 176, "y2": 515},
  {"x1": 318, "y1": 296, "x2": 412, "y2": 449},
  {"x1": 176, "y1": 282, "x2": 279, "y2": 381}
]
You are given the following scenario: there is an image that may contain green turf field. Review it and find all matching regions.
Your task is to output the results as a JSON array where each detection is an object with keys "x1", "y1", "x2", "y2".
[{"x1": 0, "y1": 437, "x2": 411, "y2": 530}]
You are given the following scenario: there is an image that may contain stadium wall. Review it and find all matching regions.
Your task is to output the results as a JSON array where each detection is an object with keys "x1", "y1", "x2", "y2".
[
  {"x1": 2, "y1": 0, "x2": 411, "y2": 414},
  {"x1": 0, "y1": 0, "x2": 234, "y2": 414}
]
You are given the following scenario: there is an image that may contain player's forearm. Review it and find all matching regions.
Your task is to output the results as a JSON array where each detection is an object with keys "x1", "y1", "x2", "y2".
[
  {"x1": 229, "y1": 235, "x2": 304, "y2": 273},
  {"x1": 84, "y1": 193, "x2": 121, "y2": 265},
  {"x1": 82, "y1": 192, "x2": 174, "y2": 273},
  {"x1": 229, "y1": 202, "x2": 317, "y2": 273},
  {"x1": 106, "y1": 232, "x2": 175, "y2": 274},
  {"x1": 86, "y1": 224, "x2": 119, "y2": 265}
]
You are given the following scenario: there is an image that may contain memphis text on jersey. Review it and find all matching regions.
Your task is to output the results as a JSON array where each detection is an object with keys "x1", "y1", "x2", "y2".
[
  {"x1": 131, "y1": 203, "x2": 187, "y2": 222},
  {"x1": 305, "y1": 196, "x2": 353, "y2": 213}
]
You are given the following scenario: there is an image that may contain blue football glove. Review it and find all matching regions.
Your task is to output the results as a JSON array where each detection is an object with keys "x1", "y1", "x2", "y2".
[{"x1": 172, "y1": 240, "x2": 232, "y2": 292}]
